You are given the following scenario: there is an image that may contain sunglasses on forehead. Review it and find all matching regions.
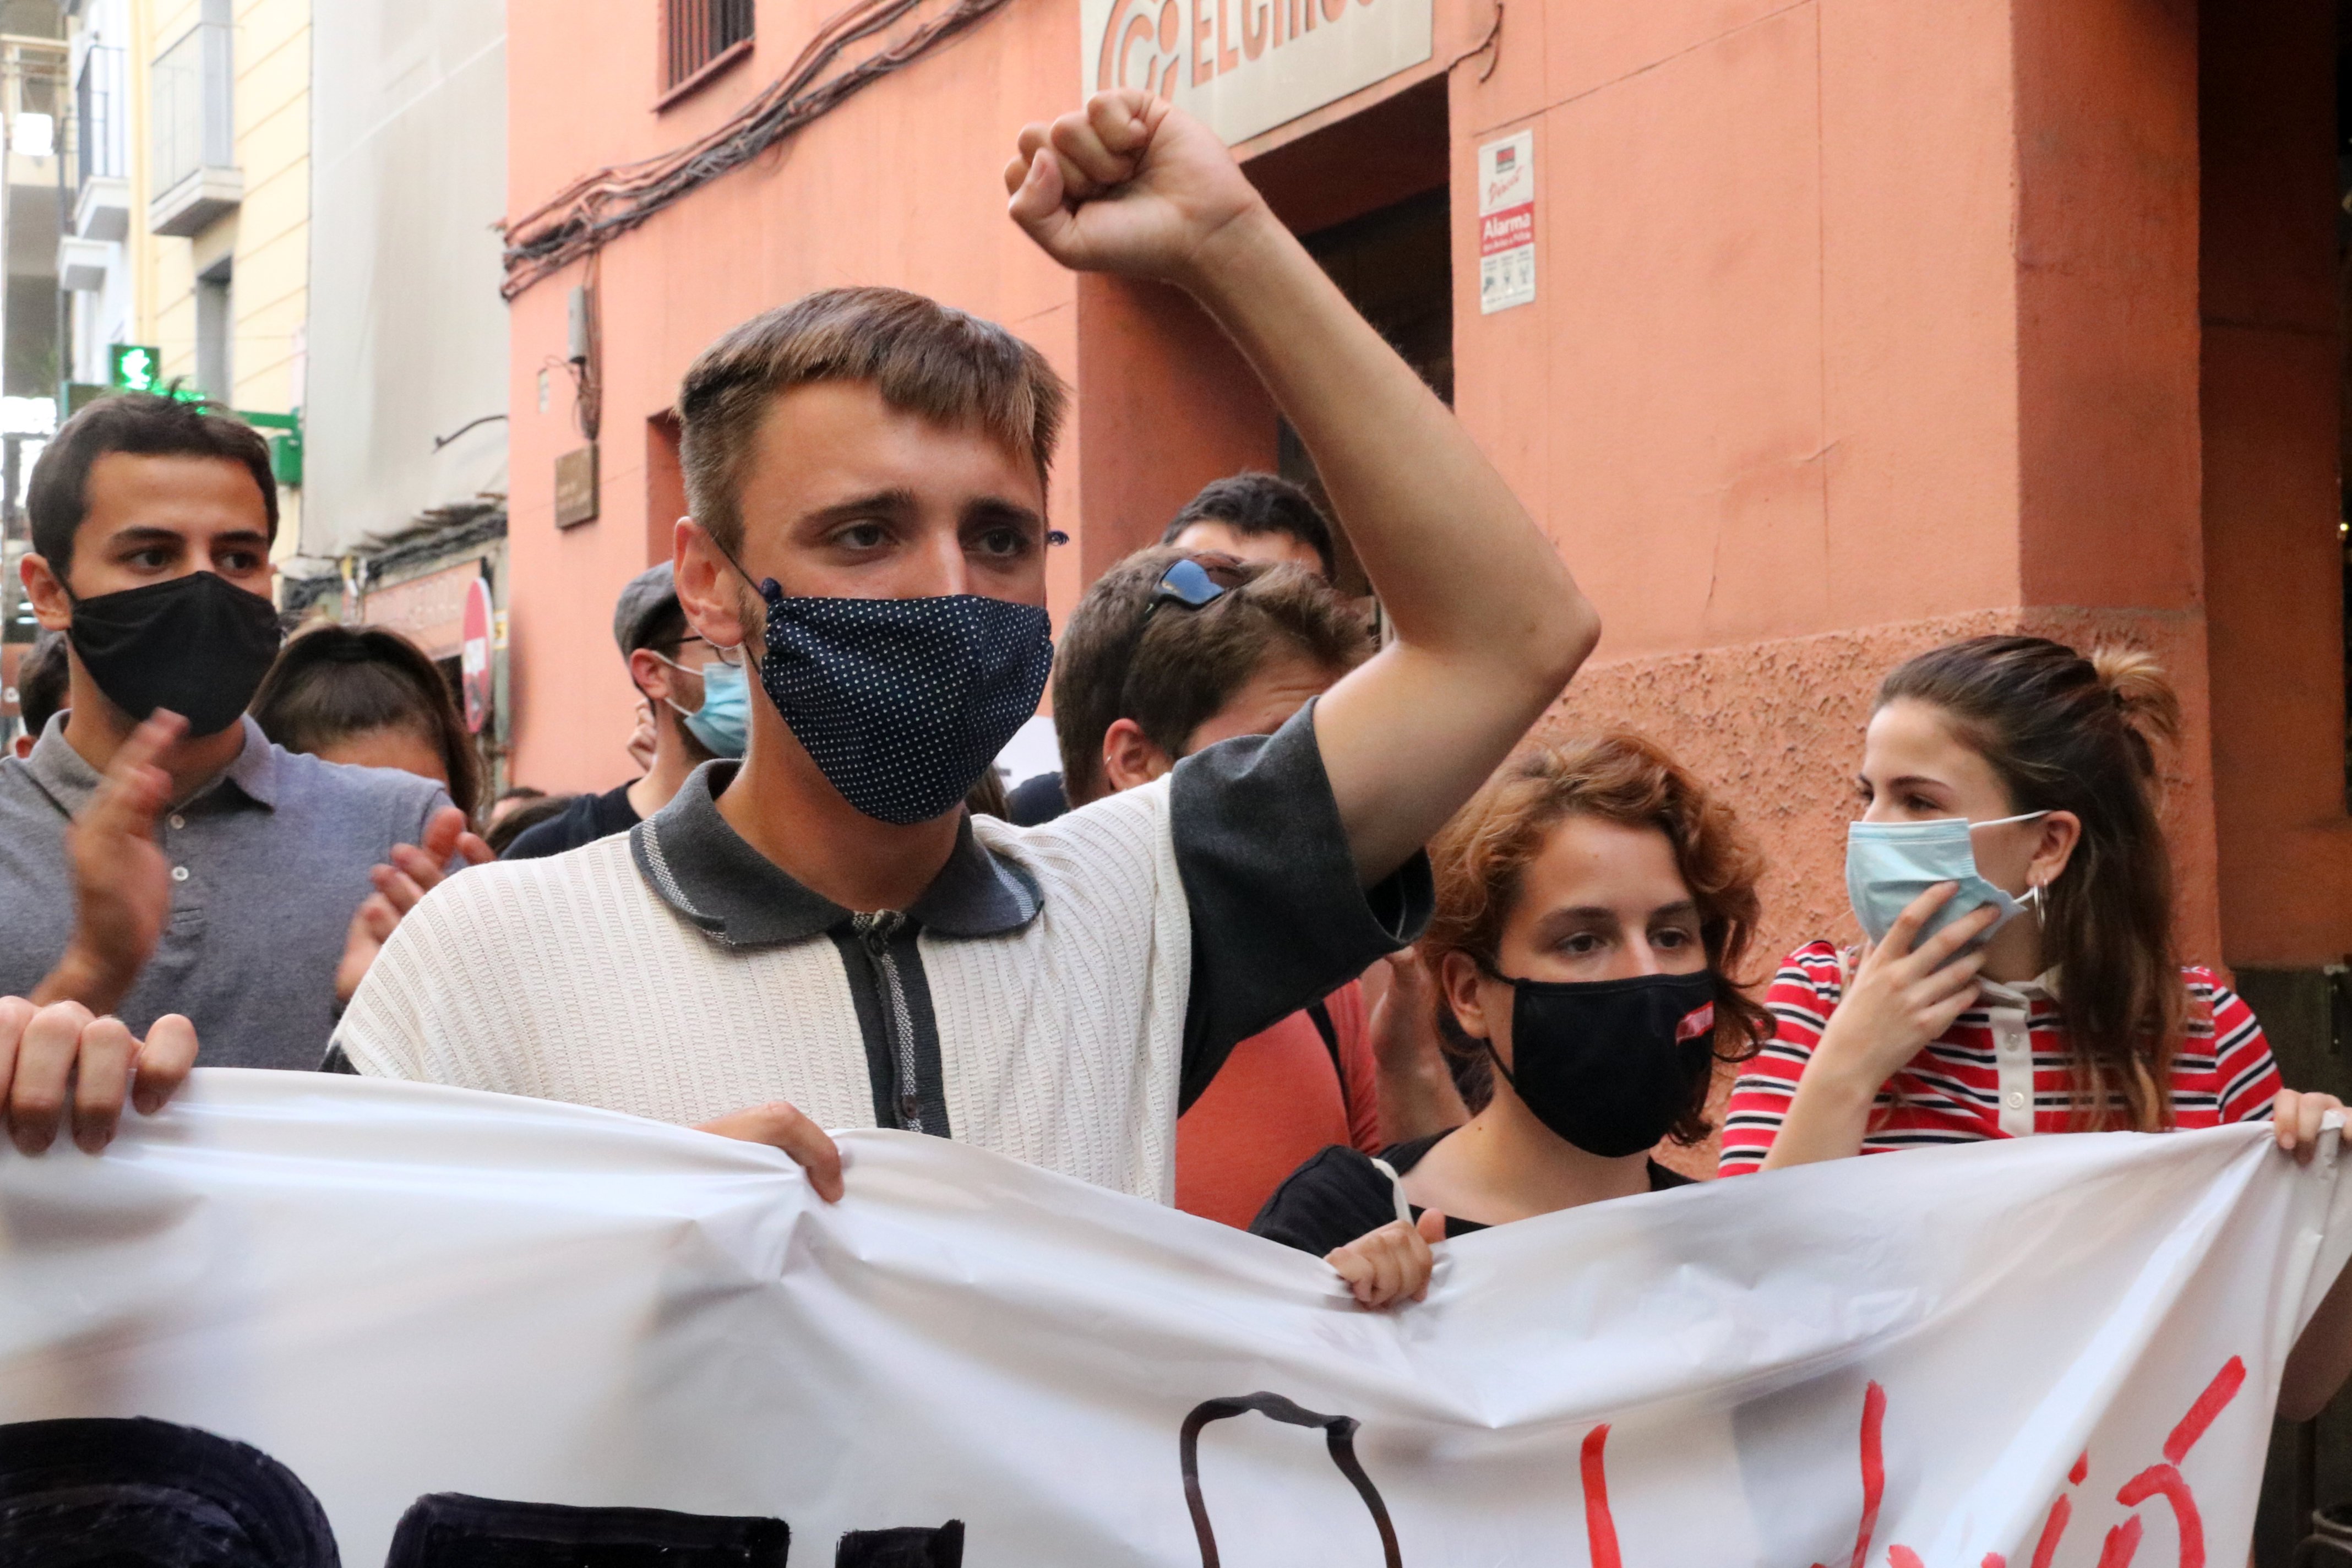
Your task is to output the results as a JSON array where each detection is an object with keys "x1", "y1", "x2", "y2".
[
  {"x1": 1112, "y1": 553, "x2": 1251, "y2": 728},
  {"x1": 1140, "y1": 553, "x2": 1249, "y2": 629}
]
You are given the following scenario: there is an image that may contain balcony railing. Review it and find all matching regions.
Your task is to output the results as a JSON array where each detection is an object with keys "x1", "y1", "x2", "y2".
[
  {"x1": 74, "y1": 45, "x2": 122, "y2": 192},
  {"x1": 148, "y1": 21, "x2": 236, "y2": 237},
  {"x1": 152, "y1": 21, "x2": 230, "y2": 192}
]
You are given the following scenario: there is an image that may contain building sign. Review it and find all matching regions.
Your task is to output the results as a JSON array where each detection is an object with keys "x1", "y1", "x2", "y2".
[
  {"x1": 460, "y1": 575, "x2": 493, "y2": 734},
  {"x1": 1478, "y1": 129, "x2": 1535, "y2": 314},
  {"x1": 554, "y1": 445, "x2": 599, "y2": 529},
  {"x1": 108, "y1": 344, "x2": 161, "y2": 393},
  {"x1": 362, "y1": 558, "x2": 487, "y2": 661},
  {"x1": 1082, "y1": 0, "x2": 1432, "y2": 146}
]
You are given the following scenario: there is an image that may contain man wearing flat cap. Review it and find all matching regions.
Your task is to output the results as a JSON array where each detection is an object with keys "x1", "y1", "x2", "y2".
[{"x1": 503, "y1": 563, "x2": 744, "y2": 861}]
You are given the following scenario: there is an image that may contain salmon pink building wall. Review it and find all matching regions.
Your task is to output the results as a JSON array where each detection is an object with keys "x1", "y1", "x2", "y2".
[
  {"x1": 503, "y1": 0, "x2": 1097, "y2": 800},
  {"x1": 504, "y1": 0, "x2": 2348, "y2": 979}
]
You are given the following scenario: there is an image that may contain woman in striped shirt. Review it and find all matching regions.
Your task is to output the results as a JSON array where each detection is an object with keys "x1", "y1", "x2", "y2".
[
  {"x1": 1720, "y1": 635, "x2": 2352, "y2": 1415},
  {"x1": 1718, "y1": 636, "x2": 2339, "y2": 1177}
]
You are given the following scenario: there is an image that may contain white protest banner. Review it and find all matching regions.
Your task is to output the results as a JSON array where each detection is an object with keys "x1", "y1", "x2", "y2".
[
  {"x1": 2, "y1": 1070, "x2": 2347, "y2": 1566},
  {"x1": 1080, "y1": 0, "x2": 1432, "y2": 147}
]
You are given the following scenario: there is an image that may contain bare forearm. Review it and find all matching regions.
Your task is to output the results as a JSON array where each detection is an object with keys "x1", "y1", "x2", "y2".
[
  {"x1": 1177, "y1": 210, "x2": 1597, "y2": 876},
  {"x1": 1757, "y1": 1064, "x2": 1879, "y2": 1172}
]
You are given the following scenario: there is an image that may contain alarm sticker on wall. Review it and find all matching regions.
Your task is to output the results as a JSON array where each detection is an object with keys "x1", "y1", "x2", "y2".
[{"x1": 1478, "y1": 130, "x2": 1536, "y2": 314}]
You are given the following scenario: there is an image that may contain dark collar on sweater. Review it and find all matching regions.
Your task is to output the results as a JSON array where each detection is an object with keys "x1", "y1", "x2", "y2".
[{"x1": 629, "y1": 760, "x2": 1042, "y2": 946}]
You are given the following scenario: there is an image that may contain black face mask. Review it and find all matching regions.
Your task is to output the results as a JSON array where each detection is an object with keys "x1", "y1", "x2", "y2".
[
  {"x1": 67, "y1": 571, "x2": 283, "y2": 738},
  {"x1": 1483, "y1": 968, "x2": 1719, "y2": 1158}
]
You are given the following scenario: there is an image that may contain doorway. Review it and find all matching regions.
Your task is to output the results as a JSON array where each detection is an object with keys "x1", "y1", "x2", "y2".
[{"x1": 1246, "y1": 77, "x2": 1452, "y2": 593}]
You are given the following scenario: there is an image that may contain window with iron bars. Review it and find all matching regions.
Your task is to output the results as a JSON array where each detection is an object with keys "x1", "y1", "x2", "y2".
[{"x1": 663, "y1": 0, "x2": 753, "y2": 93}]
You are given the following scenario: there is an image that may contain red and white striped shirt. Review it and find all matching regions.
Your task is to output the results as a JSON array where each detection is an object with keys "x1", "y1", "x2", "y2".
[{"x1": 1717, "y1": 940, "x2": 2282, "y2": 1175}]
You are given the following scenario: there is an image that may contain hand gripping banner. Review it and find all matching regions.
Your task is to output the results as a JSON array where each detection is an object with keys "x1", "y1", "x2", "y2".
[{"x1": 1, "y1": 1071, "x2": 2348, "y2": 1566}]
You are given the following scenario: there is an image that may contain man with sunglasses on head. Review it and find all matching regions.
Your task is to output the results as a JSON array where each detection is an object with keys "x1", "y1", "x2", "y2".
[
  {"x1": 502, "y1": 565, "x2": 749, "y2": 860},
  {"x1": 1050, "y1": 546, "x2": 1460, "y2": 1226},
  {"x1": 124, "y1": 91, "x2": 1598, "y2": 1208}
]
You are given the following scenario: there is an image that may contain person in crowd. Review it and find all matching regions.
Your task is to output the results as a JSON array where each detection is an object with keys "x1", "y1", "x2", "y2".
[
  {"x1": 291, "y1": 89, "x2": 1597, "y2": 1208},
  {"x1": 1717, "y1": 637, "x2": 2326, "y2": 1172},
  {"x1": 1000, "y1": 754, "x2": 1067, "y2": 826},
  {"x1": 1161, "y1": 471, "x2": 1336, "y2": 581},
  {"x1": 1051, "y1": 543, "x2": 1451, "y2": 1226},
  {"x1": 9, "y1": 629, "x2": 67, "y2": 759},
  {"x1": 486, "y1": 784, "x2": 548, "y2": 829},
  {"x1": 0, "y1": 393, "x2": 483, "y2": 1148},
  {"x1": 1711, "y1": 634, "x2": 2352, "y2": 1415},
  {"x1": 1004, "y1": 471, "x2": 1344, "y2": 828},
  {"x1": 250, "y1": 623, "x2": 487, "y2": 824},
  {"x1": 1252, "y1": 733, "x2": 1771, "y2": 1308},
  {"x1": 502, "y1": 564, "x2": 744, "y2": 859},
  {"x1": 486, "y1": 792, "x2": 578, "y2": 856}
]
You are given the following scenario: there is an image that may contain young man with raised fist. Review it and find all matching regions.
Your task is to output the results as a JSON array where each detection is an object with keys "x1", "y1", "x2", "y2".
[{"x1": 220, "y1": 92, "x2": 1597, "y2": 1204}]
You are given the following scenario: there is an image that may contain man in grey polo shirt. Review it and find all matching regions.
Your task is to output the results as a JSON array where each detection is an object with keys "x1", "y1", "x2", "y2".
[{"x1": 0, "y1": 393, "x2": 481, "y2": 1156}]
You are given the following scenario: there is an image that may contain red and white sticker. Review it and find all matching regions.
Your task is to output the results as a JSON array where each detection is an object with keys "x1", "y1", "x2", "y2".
[
  {"x1": 1478, "y1": 129, "x2": 1535, "y2": 315},
  {"x1": 1675, "y1": 1002, "x2": 1716, "y2": 1043}
]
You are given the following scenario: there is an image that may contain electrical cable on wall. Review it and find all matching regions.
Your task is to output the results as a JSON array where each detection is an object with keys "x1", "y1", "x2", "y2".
[{"x1": 500, "y1": 0, "x2": 1019, "y2": 299}]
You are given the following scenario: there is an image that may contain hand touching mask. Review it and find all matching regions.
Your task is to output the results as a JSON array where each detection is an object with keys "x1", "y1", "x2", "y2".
[{"x1": 1844, "y1": 813, "x2": 2048, "y2": 952}]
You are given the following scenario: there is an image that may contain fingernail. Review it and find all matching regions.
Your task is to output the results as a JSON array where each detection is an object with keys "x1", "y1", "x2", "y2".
[
  {"x1": 133, "y1": 1091, "x2": 159, "y2": 1115},
  {"x1": 13, "y1": 1130, "x2": 46, "y2": 1157}
]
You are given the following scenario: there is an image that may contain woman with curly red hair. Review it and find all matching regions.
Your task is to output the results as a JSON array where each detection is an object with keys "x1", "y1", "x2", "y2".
[{"x1": 1250, "y1": 731, "x2": 1771, "y2": 1309}]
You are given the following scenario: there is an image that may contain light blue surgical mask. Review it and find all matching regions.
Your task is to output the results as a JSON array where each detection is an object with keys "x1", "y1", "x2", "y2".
[
  {"x1": 1845, "y1": 812, "x2": 2048, "y2": 952},
  {"x1": 671, "y1": 657, "x2": 749, "y2": 760}
]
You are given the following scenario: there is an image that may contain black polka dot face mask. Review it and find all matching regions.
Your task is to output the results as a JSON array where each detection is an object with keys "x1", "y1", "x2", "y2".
[{"x1": 745, "y1": 575, "x2": 1053, "y2": 825}]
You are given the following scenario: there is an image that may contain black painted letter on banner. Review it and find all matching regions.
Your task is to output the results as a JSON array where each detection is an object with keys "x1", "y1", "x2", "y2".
[
  {"x1": 1179, "y1": 1392, "x2": 1403, "y2": 1567},
  {"x1": 0, "y1": 1415, "x2": 341, "y2": 1567},
  {"x1": 833, "y1": 1519, "x2": 963, "y2": 1566},
  {"x1": 385, "y1": 1493, "x2": 789, "y2": 1566}
]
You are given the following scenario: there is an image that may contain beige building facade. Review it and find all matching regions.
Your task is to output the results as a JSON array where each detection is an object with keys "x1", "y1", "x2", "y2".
[{"x1": 63, "y1": 0, "x2": 307, "y2": 552}]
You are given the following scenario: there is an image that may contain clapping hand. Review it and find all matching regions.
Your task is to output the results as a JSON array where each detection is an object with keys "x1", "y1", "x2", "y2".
[
  {"x1": 37, "y1": 710, "x2": 183, "y2": 1015},
  {"x1": 335, "y1": 807, "x2": 493, "y2": 1005}
]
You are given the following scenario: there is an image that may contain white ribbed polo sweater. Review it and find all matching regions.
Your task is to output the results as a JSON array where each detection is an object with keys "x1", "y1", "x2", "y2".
[{"x1": 336, "y1": 778, "x2": 1191, "y2": 1202}]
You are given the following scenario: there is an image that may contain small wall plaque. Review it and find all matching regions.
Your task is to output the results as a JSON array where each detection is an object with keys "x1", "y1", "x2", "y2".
[{"x1": 555, "y1": 445, "x2": 599, "y2": 528}]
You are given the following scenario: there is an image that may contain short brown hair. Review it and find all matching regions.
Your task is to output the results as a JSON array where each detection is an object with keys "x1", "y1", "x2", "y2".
[
  {"x1": 677, "y1": 286, "x2": 1069, "y2": 555},
  {"x1": 30, "y1": 392, "x2": 277, "y2": 580},
  {"x1": 1054, "y1": 546, "x2": 1371, "y2": 803},
  {"x1": 1161, "y1": 472, "x2": 1336, "y2": 579},
  {"x1": 1420, "y1": 732, "x2": 1771, "y2": 1144}
]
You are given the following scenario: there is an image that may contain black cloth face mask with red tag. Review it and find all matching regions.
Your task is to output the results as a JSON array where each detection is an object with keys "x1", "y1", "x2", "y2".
[{"x1": 1480, "y1": 968, "x2": 1719, "y2": 1158}]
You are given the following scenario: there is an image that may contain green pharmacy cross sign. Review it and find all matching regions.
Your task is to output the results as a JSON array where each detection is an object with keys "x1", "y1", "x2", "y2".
[
  {"x1": 86, "y1": 345, "x2": 302, "y2": 486},
  {"x1": 108, "y1": 344, "x2": 161, "y2": 394}
]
